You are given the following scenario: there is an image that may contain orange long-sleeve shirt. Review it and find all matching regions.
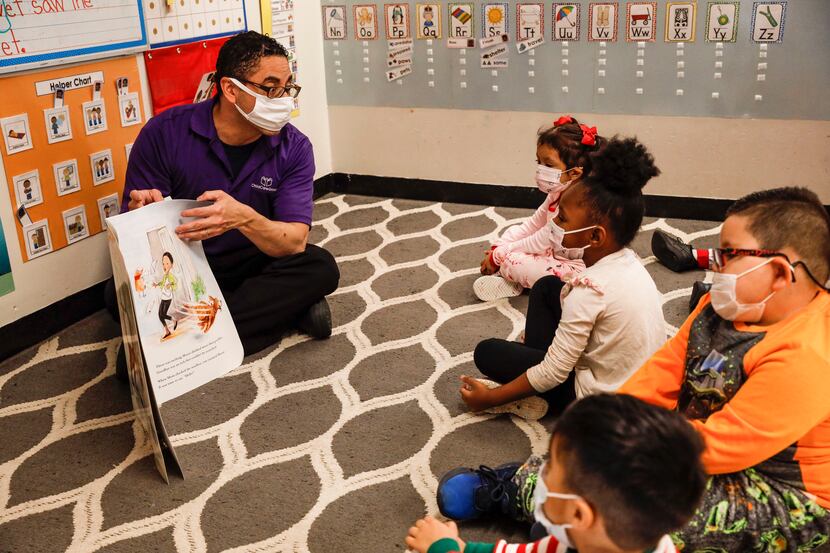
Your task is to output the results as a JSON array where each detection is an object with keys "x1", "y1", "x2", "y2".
[{"x1": 620, "y1": 292, "x2": 830, "y2": 508}]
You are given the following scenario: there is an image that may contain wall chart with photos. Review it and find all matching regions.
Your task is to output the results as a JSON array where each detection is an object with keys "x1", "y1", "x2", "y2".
[
  {"x1": 319, "y1": 0, "x2": 830, "y2": 120},
  {"x1": 0, "y1": 57, "x2": 144, "y2": 262}
]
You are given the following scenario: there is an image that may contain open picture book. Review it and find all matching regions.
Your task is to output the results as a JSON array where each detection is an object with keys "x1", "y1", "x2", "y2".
[{"x1": 107, "y1": 199, "x2": 244, "y2": 482}]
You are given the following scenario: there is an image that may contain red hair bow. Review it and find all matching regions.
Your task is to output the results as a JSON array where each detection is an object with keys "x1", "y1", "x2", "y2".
[
  {"x1": 580, "y1": 124, "x2": 598, "y2": 146},
  {"x1": 553, "y1": 115, "x2": 575, "y2": 127}
]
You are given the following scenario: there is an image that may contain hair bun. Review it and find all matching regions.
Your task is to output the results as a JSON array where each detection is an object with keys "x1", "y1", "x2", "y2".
[{"x1": 587, "y1": 136, "x2": 660, "y2": 195}]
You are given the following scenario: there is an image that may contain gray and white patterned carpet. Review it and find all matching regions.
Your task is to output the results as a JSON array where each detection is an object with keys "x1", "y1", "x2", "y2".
[{"x1": 0, "y1": 193, "x2": 721, "y2": 553}]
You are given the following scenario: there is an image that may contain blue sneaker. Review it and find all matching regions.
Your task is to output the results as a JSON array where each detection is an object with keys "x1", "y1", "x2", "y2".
[{"x1": 437, "y1": 463, "x2": 521, "y2": 521}]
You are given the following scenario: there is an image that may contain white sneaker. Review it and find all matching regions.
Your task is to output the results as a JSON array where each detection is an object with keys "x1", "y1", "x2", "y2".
[
  {"x1": 476, "y1": 378, "x2": 549, "y2": 421},
  {"x1": 473, "y1": 276, "x2": 523, "y2": 302}
]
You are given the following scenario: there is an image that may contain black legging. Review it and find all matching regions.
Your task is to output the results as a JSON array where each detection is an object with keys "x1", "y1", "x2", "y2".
[
  {"x1": 158, "y1": 298, "x2": 173, "y2": 326},
  {"x1": 473, "y1": 275, "x2": 577, "y2": 416}
]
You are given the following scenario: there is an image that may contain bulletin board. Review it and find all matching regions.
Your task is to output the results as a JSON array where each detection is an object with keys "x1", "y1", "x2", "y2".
[
  {"x1": 321, "y1": 0, "x2": 830, "y2": 120},
  {"x1": 0, "y1": 0, "x2": 147, "y2": 74},
  {"x1": 0, "y1": 57, "x2": 145, "y2": 262}
]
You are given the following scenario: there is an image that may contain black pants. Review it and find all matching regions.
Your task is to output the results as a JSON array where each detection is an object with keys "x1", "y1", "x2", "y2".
[
  {"x1": 158, "y1": 298, "x2": 173, "y2": 326},
  {"x1": 106, "y1": 244, "x2": 340, "y2": 356},
  {"x1": 473, "y1": 275, "x2": 576, "y2": 416}
]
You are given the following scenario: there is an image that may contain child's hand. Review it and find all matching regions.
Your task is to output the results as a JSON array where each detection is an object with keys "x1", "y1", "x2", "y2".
[
  {"x1": 480, "y1": 252, "x2": 498, "y2": 275},
  {"x1": 405, "y1": 516, "x2": 464, "y2": 553},
  {"x1": 460, "y1": 375, "x2": 495, "y2": 411}
]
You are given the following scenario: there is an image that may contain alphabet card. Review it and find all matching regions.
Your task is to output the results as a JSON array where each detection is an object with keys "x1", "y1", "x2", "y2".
[
  {"x1": 482, "y1": 3, "x2": 508, "y2": 38},
  {"x1": 416, "y1": 4, "x2": 441, "y2": 39},
  {"x1": 626, "y1": 2, "x2": 656, "y2": 41},
  {"x1": 751, "y1": 2, "x2": 786, "y2": 43},
  {"x1": 553, "y1": 3, "x2": 581, "y2": 41},
  {"x1": 517, "y1": 4, "x2": 544, "y2": 42},
  {"x1": 448, "y1": 4, "x2": 474, "y2": 38},
  {"x1": 665, "y1": 2, "x2": 696, "y2": 42},
  {"x1": 589, "y1": 2, "x2": 618, "y2": 41},
  {"x1": 323, "y1": 6, "x2": 347, "y2": 39},
  {"x1": 706, "y1": 2, "x2": 739, "y2": 43},
  {"x1": 354, "y1": 4, "x2": 379, "y2": 40},
  {"x1": 385, "y1": 3, "x2": 411, "y2": 39}
]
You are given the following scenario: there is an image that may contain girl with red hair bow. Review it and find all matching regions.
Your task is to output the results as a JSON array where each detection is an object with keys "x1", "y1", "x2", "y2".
[{"x1": 474, "y1": 116, "x2": 604, "y2": 302}]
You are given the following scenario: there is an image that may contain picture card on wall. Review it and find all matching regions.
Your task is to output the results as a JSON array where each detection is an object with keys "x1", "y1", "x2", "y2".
[
  {"x1": 665, "y1": 2, "x2": 696, "y2": 42},
  {"x1": 355, "y1": 4, "x2": 379, "y2": 39},
  {"x1": 705, "y1": 2, "x2": 739, "y2": 43},
  {"x1": 553, "y1": 3, "x2": 581, "y2": 41},
  {"x1": 323, "y1": 6, "x2": 347, "y2": 39},
  {"x1": 751, "y1": 2, "x2": 786, "y2": 43},
  {"x1": 588, "y1": 2, "x2": 619, "y2": 41},
  {"x1": 90, "y1": 149, "x2": 116, "y2": 186},
  {"x1": 119, "y1": 93, "x2": 142, "y2": 127},
  {"x1": 448, "y1": 3, "x2": 474, "y2": 39},
  {"x1": 416, "y1": 3, "x2": 441, "y2": 39},
  {"x1": 517, "y1": 3, "x2": 544, "y2": 42},
  {"x1": 98, "y1": 193, "x2": 121, "y2": 231},
  {"x1": 1, "y1": 114, "x2": 33, "y2": 155},
  {"x1": 626, "y1": 2, "x2": 656, "y2": 42},
  {"x1": 23, "y1": 220, "x2": 53, "y2": 260},
  {"x1": 82, "y1": 99, "x2": 108, "y2": 135},
  {"x1": 385, "y1": 3, "x2": 411, "y2": 39},
  {"x1": 12, "y1": 169, "x2": 43, "y2": 208},
  {"x1": 63, "y1": 205, "x2": 90, "y2": 245},
  {"x1": 53, "y1": 159, "x2": 81, "y2": 197},
  {"x1": 482, "y1": 3, "x2": 509, "y2": 38},
  {"x1": 43, "y1": 106, "x2": 73, "y2": 144}
]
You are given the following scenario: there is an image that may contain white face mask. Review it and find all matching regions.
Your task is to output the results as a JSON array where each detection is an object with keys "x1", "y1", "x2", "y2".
[
  {"x1": 536, "y1": 165, "x2": 573, "y2": 195},
  {"x1": 710, "y1": 258, "x2": 779, "y2": 322},
  {"x1": 533, "y1": 465, "x2": 581, "y2": 549},
  {"x1": 229, "y1": 77, "x2": 294, "y2": 133},
  {"x1": 550, "y1": 221, "x2": 597, "y2": 260}
]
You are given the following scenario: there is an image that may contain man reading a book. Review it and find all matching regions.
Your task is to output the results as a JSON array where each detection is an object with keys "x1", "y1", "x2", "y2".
[{"x1": 105, "y1": 31, "x2": 340, "y2": 370}]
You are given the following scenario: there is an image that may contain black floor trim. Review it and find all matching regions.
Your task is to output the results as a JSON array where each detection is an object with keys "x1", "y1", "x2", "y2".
[
  {"x1": 322, "y1": 173, "x2": 747, "y2": 221},
  {"x1": 0, "y1": 282, "x2": 107, "y2": 362}
]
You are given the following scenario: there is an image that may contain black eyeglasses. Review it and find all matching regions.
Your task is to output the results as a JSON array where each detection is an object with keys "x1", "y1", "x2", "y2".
[{"x1": 235, "y1": 78, "x2": 302, "y2": 99}]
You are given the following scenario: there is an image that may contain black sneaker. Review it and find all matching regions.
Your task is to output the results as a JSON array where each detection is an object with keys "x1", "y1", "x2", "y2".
[
  {"x1": 651, "y1": 229, "x2": 698, "y2": 273},
  {"x1": 437, "y1": 463, "x2": 522, "y2": 521},
  {"x1": 689, "y1": 281, "x2": 712, "y2": 312},
  {"x1": 298, "y1": 298, "x2": 332, "y2": 339}
]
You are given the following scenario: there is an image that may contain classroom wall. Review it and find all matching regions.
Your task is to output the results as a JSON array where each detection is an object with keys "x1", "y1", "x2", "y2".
[
  {"x1": 329, "y1": 107, "x2": 830, "y2": 202},
  {"x1": 0, "y1": 1, "x2": 333, "y2": 326}
]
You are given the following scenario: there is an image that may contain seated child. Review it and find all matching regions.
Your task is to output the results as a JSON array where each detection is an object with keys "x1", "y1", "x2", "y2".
[
  {"x1": 444, "y1": 187, "x2": 830, "y2": 551},
  {"x1": 620, "y1": 186, "x2": 830, "y2": 551},
  {"x1": 410, "y1": 393, "x2": 707, "y2": 553},
  {"x1": 462, "y1": 137, "x2": 665, "y2": 419},
  {"x1": 474, "y1": 115, "x2": 604, "y2": 302}
]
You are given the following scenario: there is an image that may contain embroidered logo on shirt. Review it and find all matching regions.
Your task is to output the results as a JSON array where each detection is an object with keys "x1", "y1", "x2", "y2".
[{"x1": 251, "y1": 176, "x2": 276, "y2": 192}]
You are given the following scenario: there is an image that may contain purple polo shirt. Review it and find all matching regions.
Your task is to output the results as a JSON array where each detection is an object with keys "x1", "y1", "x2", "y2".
[{"x1": 123, "y1": 97, "x2": 315, "y2": 256}]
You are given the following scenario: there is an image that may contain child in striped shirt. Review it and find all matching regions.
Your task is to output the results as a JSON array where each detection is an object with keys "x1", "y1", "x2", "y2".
[{"x1": 409, "y1": 394, "x2": 706, "y2": 553}]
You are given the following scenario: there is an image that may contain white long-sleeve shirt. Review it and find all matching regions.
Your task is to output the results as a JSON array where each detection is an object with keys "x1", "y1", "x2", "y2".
[{"x1": 526, "y1": 248, "x2": 666, "y2": 398}]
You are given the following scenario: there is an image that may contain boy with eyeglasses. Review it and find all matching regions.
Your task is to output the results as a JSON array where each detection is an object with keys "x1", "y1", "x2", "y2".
[{"x1": 438, "y1": 187, "x2": 830, "y2": 551}]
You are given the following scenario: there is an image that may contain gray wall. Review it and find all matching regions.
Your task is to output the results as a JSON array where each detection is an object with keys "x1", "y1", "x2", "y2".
[{"x1": 321, "y1": 0, "x2": 830, "y2": 120}]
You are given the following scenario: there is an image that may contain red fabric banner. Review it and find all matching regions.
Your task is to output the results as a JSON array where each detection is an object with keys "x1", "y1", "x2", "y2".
[{"x1": 144, "y1": 37, "x2": 230, "y2": 116}]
